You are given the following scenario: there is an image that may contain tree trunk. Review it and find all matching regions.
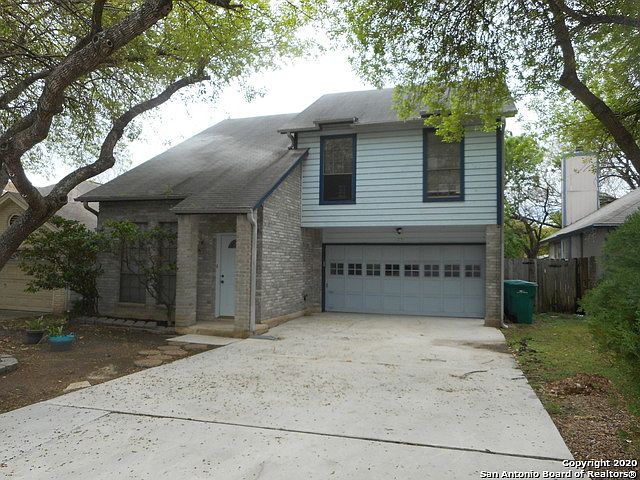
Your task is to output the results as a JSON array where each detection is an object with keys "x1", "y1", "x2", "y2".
[
  {"x1": 0, "y1": 166, "x2": 8, "y2": 193},
  {"x1": 0, "y1": 204, "x2": 58, "y2": 269}
]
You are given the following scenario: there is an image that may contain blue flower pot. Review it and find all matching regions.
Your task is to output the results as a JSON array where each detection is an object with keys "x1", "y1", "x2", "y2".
[{"x1": 48, "y1": 333, "x2": 76, "y2": 351}]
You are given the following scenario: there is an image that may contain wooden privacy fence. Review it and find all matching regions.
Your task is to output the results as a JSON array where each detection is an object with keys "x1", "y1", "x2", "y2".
[{"x1": 504, "y1": 257, "x2": 599, "y2": 313}]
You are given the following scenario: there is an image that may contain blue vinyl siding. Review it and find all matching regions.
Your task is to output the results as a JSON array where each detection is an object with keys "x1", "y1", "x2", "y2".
[{"x1": 299, "y1": 127, "x2": 498, "y2": 227}]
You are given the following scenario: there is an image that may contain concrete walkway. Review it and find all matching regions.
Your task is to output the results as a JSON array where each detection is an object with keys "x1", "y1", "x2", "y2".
[{"x1": 1, "y1": 314, "x2": 576, "y2": 479}]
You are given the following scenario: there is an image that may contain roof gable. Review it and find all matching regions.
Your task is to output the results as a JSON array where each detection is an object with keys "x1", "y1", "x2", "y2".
[{"x1": 78, "y1": 113, "x2": 306, "y2": 213}]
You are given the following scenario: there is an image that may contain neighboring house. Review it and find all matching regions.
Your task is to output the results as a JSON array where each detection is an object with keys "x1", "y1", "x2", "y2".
[
  {"x1": 0, "y1": 181, "x2": 99, "y2": 313},
  {"x1": 544, "y1": 187, "x2": 640, "y2": 260},
  {"x1": 78, "y1": 88, "x2": 514, "y2": 336}
]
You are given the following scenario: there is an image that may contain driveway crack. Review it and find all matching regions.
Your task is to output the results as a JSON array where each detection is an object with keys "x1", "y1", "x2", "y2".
[{"x1": 46, "y1": 402, "x2": 570, "y2": 464}]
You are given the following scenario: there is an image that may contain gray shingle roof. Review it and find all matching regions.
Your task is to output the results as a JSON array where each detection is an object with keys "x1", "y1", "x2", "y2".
[
  {"x1": 544, "y1": 187, "x2": 640, "y2": 242},
  {"x1": 78, "y1": 114, "x2": 307, "y2": 213},
  {"x1": 278, "y1": 88, "x2": 518, "y2": 133}
]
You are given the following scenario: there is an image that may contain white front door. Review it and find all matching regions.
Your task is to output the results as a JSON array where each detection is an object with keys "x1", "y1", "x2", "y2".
[{"x1": 217, "y1": 234, "x2": 236, "y2": 317}]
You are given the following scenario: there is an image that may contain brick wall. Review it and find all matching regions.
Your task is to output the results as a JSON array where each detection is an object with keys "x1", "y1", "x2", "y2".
[
  {"x1": 234, "y1": 214, "x2": 252, "y2": 332},
  {"x1": 484, "y1": 224, "x2": 503, "y2": 327},
  {"x1": 257, "y1": 165, "x2": 322, "y2": 322},
  {"x1": 302, "y1": 227, "x2": 322, "y2": 313},
  {"x1": 97, "y1": 200, "x2": 180, "y2": 322}
]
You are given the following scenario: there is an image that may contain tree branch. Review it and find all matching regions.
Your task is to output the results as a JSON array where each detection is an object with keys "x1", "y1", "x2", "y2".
[
  {"x1": 48, "y1": 71, "x2": 210, "y2": 202},
  {"x1": 0, "y1": 165, "x2": 9, "y2": 193},
  {"x1": 203, "y1": 0, "x2": 243, "y2": 9},
  {"x1": 0, "y1": 69, "x2": 51, "y2": 109},
  {"x1": 511, "y1": 212, "x2": 560, "y2": 230},
  {"x1": 0, "y1": 0, "x2": 176, "y2": 175},
  {"x1": 92, "y1": 0, "x2": 107, "y2": 33},
  {"x1": 555, "y1": 1, "x2": 640, "y2": 29},
  {"x1": 547, "y1": 0, "x2": 640, "y2": 173}
]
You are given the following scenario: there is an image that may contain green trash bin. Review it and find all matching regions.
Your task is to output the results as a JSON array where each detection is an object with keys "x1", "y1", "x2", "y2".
[{"x1": 504, "y1": 280, "x2": 537, "y2": 324}]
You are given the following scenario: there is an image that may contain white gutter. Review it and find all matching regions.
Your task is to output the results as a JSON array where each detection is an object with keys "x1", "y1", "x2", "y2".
[{"x1": 247, "y1": 210, "x2": 258, "y2": 335}]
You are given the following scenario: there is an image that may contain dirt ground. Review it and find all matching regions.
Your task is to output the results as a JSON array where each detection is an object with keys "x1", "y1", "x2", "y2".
[
  {"x1": 0, "y1": 319, "x2": 210, "y2": 415},
  {"x1": 543, "y1": 374, "x2": 640, "y2": 470}
]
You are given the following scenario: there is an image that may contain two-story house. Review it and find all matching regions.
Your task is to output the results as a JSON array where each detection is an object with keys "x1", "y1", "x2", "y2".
[{"x1": 78, "y1": 89, "x2": 513, "y2": 336}]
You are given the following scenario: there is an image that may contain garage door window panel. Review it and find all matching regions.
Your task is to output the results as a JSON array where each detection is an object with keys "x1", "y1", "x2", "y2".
[
  {"x1": 404, "y1": 264, "x2": 420, "y2": 277},
  {"x1": 330, "y1": 262, "x2": 344, "y2": 275},
  {"x1": 423, "y1": 130, "x2": 464, "y2": 201},
  {"x1": 366, "y1": 263, "x2": 381, "y2": 276},
  {"x1": 385, "y1": 264, "x2": 400, "y2": 277},
  {"x1": 320, "y1": 135, "x2": 356, "y2": 204},
  {"x1": 424, "y1": 264, "x2": 440, "y2": 277},
  {"x1": 444, "y1": 264, "x2": 460, "y2": 278},
  {"x1": 348, "y1": 263, "x2": 362, "y2": 275},
  {"x1": 465, "y1": 264, "x2": 482, "y2": 278}
]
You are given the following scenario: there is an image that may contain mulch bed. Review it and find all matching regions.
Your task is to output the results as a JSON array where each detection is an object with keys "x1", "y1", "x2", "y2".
[
  {"x1": 0, "y1": 321, "x2": 210, "y2": 415},
  {"x1": 543, "y1": 374, "x2": 639, "y2": 471}
]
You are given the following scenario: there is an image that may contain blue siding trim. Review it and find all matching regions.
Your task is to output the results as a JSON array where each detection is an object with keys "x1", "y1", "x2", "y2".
[
  {"x1": 299, "y1": 128, "x2": 497, "y2": 227},
  {"x1": 423, "y1": 130, "x2": 465, "y2": 202},
  {"x1": 319, "y1": 134, "x2": 357, "y2": 205},
  {"x1": 253, "y1": 151, "x2": 308, "y2": 209},
  {"x1": 496, "y1": 124, "x2": 504, "y2": 225}
]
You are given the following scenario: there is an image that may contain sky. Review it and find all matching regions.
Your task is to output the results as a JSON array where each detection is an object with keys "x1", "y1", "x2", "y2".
[{"x1": 28, "y1": 48, "x2": 534, "y2": 187}]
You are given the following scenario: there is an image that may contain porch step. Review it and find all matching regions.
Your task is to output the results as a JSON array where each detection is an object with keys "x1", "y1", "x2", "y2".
[
  {"x1": 167, "y1": 334, "x2": 240, "y2": 347},
  {"x1": 175, "y1": 321, "x2": 269, "y2": 338}
]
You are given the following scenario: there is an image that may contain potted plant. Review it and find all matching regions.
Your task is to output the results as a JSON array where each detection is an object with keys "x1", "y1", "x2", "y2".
[
  {"x1": 47, "y1": 324, "x2": 76, "y2": 352},
  {"x1": 25, "y1": 316, "x2": 46, "y2": 344}
]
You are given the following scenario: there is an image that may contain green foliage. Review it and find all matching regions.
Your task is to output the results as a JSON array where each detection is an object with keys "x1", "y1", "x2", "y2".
[
  {"x1": 103, "y1": 220, "x2": 177, "y2": 320},
  {"x1": 47, "y1": 325, "x2": 66, "y2": 337},
  {"x1": 503, "y1": 217, "x2": 528, "y2": 259},
  {"x1": 581, "y1": 211, "x2": 640, "y2": 374},
  {"x1": 330, "y1": 0, "x2": 640, "y2": 147},
  {"x1": 18, "y1": 217, "x2": 179, "y2": 320},
  {"x1": 25, "y1": 316, "x2": 45, "y2": 331},
  {"x1": 0, "y1": 0, "x2": 313, "y2": 171},
  {"x1": 503, "y1": 134, "x2": 560, "y2": 258},
  {"x1": 20, "y1": 217, "x2": 108, "y2": 314}
]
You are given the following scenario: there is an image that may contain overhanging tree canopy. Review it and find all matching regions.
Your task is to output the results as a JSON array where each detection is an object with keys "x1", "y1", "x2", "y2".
[
  {"x1": 332, "y1": 0, "x2": 640, "y2": 161},
  {"x1": 0, "y1": 0, "x2": 310, "y2": 268}
]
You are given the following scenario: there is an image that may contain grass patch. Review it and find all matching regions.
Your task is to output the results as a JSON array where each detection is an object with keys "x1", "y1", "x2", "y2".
[
  {"x1": 503, "y1": 313, "x2": 640, "y2": 415},
  {"x1": 504, "y1": 313, "x2": 640, "y2": 462}
]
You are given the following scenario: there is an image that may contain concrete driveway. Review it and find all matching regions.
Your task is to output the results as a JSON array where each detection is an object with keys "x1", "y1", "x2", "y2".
[{"x1": 1, "y1": 313, "x2": 575, "y2": 479}]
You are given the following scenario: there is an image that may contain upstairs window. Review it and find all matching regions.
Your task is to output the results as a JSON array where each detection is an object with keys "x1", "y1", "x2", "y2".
[
  {"x1": 424, "y1": 131, "x2": 463, "y2": 201},
  {"x1": 321, "y1": 135, "x2": 356, "y2": 203}
]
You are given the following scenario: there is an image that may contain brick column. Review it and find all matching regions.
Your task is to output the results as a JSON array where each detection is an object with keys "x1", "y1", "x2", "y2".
[
  {"x1": 174, "y1": 214, "x2": 199, "y2": 327},
  {"x1": 485, "y1": 224, "x2": 504, "y2": 327},
  {"x1": 234, "y1": 214, "x2": 252, "y2": 335}
]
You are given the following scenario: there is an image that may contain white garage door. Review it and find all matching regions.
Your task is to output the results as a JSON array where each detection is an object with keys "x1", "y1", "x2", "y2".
[{"x1": 325, "y1": 244, "x2": 485, "y2": 318}]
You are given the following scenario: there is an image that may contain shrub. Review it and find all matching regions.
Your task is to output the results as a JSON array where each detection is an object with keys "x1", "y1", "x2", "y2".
[
  {"x1": 20, "y1": 217, "x2": 108, "y2": 315},
  {"x1": 581, "y1": 211, "x2": 640, "y2": 374}
]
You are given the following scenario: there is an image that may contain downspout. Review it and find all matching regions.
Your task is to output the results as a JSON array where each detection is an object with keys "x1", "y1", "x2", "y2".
[
  {"x1": 82, "y1": 201, "x2": 99, "y2": 217},
  {"x1": 247, "y1": 209, "x2": 258, "y2": 335}
]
